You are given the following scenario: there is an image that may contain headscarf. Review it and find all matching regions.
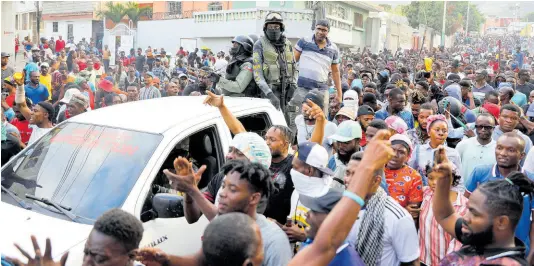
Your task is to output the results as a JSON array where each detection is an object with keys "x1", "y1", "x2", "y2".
[
  {"x1": 390, "y1": 133, "x2": 413, "y2": 159},
  {"x1": 343, "y1": 89, "x2": 359, "y2": 116},
  {"x1": 481, "y1": 103, "x2": 500, "y2": 119},
  {"x1": 426, "y1": 114, "x2": 447, "y2": 133},
  {"x1": 385, "y1": 116, "x2": 408, "y2": 135},
  {"x1": 230, "y1": 132, "x2": 271, "y2": 168}
]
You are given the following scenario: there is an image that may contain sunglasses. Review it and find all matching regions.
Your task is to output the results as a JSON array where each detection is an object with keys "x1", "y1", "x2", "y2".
[{"x1": 474, "y1": 125, "x2": 494, "y2": 130}]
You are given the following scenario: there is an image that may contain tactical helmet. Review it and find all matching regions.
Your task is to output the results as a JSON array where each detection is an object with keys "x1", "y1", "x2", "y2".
[
  {"x1": 248, "y1": 34, "x2": 259, "y2": 44},
  {"x1": 263, "y1": 12, "x2": 285, "y2": 32},
  {"x1": 232, "y1": 35, "x2": 254, "y2": 54}
]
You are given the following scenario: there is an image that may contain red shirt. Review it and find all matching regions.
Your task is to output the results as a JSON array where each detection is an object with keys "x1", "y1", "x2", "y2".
[
  {"x1": 77, "y1": 60, "x2": 87, "y2": 71},
  {"x1": 5, "y1": 94, "x2": 15, "y2": 107},
  {"x1": 10, "y1": 118, "x2": 32, "y2": 144},
  {"x1": 177, "y1": 50, "x2": 186, "y2": 56},
  {"x1": 121, "y1": 57, "x2": 130, "y2": 67},
  {"x1": 55, "y1": 39, "x2": 65, "y2": 52},
  {"x1": 384, "y1": 165, "x2": 423, "y2": 207}
]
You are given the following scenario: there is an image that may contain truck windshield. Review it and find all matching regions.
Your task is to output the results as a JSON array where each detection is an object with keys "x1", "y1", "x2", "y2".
[{"x1": 1, "y1": 122, "x2": 162, "y2": 223}]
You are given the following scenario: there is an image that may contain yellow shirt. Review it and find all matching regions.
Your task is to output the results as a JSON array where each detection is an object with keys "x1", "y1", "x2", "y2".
[
  {"x1": 40, "y1": 74, "x2": 52, "y2": 100},
  {"x1": 103, "y1": 49, "x2": 111, "y2": 60}
]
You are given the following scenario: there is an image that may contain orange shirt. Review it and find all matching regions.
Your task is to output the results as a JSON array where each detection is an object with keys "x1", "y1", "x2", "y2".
[{"x1": 384, "y1": 165, "x2": 423, "y2": 207}]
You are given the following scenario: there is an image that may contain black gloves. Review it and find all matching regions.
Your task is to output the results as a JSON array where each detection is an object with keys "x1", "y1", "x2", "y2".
[
  {"x1": 267, "y1": 92, "x2": 280, "y2": 110},
  {"x1": 209, "y1": 72, "x2": 220, "y2": 83}
]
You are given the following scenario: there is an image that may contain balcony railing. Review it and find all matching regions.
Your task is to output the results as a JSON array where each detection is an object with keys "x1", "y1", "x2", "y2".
[
  {"x1": 148, "y1": 10, "x2": 198, "y2": 20},
  {"x1": 326, "y1": 15, "x2": 352, "y2": 31},
  {"x1": 193, "y1": 8, "x2": 313, "y2": 23}
]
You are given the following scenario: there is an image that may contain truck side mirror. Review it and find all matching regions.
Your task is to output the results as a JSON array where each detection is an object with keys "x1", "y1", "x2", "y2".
[{"x1": 152, "y1": 193, "x2": 185, "y2": 218}]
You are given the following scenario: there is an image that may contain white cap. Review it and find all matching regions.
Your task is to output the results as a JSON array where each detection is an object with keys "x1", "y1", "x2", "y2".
[{"x1": 60, "y1": 88, "x2": 81, "y2": 104}]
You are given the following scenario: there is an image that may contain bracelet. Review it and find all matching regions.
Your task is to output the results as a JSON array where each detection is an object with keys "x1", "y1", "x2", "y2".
[{"x1": 343, "y1": 190, "x2": 365, "y2": 207}]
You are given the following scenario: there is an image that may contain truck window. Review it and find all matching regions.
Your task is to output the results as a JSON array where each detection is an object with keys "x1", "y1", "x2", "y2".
[
  {"x1": 236, "y1": 112, "x2": 272, "y2": 138},
  {"x1": 141, "y1": 125, "x2": 222, "y2": 222},
  {"x1": 1, "y1": 122, "x2": 162, "y2": 224}
]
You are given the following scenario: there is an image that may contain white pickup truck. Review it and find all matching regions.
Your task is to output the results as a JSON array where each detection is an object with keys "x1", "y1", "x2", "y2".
[{"x1": 1, "y1": 96, "x2": 286, "y2": 265}]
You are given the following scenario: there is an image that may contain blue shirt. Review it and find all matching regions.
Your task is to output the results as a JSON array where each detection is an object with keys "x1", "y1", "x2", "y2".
[
  {"x1": 301, "y1": 240, "x2": 365, "y2": 266},
  {"x1": 375, "y1": 110, "x2": 415, "y2": 129},
  {"x1": 25, "y1": 83, "x2": 49, "y2": 104},
  {"x1": 295, "y1": 35, "x2": 340, "y2": 90},
  {"x1": 466, "y1": 164, "x2": 534, "y2": 252}
]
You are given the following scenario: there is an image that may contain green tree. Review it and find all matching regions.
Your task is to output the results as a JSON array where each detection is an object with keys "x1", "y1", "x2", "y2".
[
  {"x1": 378, "y1": 4, "x2": 392, "y2": 12},
  {"x1": 97, "y1": 2, "x2": 126, "y2": 24},
  {"x1": 124, "y1": 2, "x2": 152, "y2": 28},
  {"x1": 524, "y1": 12, "x2": 534, "y2": 22},
  {"x1": 401, "y1": 1, "x2": 484, "y2": 35}
]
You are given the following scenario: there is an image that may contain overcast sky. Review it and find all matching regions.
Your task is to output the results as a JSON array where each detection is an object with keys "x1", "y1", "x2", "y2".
[{"x1": 373, "y1": 1, "x2": 534, "y2": 18}]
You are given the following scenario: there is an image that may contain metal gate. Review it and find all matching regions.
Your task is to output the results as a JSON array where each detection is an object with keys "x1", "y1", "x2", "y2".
[{"x1": 104, "y1": 22, "x2": 136, "y2": 66}]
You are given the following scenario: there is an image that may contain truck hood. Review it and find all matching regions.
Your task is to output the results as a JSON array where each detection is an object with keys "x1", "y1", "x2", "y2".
[{"x1": 0, "y1": 202, "x2": 92, "y2": 261}]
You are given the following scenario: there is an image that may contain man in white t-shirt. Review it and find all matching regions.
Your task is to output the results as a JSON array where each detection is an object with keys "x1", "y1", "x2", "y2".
[
  {"x1": 14, "y1": 81, "x2": 54, "y2": 147},
  {"x1": 344, "y1": 151, "x2": 419, "y2": 266},
  {"x1": 213, "y1": 51, "x2": 228, "y2": 75}
]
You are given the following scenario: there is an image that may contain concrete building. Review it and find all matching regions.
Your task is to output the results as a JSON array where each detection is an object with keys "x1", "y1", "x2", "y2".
[
  {"x1": 136, "y1": 1, "x2": 382, "y2": 54},
  {"x1": 367, "y1": 12, "x2": 414, "y2": 54},
  {"x1": 2, "y1": 1, "x2": 17, "y2": 60},
  {"x1": 41, "y1": 1, "x2": 105, "y2": 44},
  {"x1": 13, "y1": 1, "x2": 43, "y2": 44}
]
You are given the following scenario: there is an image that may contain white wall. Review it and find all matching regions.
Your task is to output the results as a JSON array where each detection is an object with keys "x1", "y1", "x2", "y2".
[
  {"x1": 137, "y1": 17, "x2": 313, "y2": 54},
  {"x1": 1, "y1": 1, "x2": 16, "y2": 64},
  {"x1": 16, "y1": 0, "x2": 41, "y2": 13},
  {"x1": 44, "y1": 19, "x2": 92, "y2": 43}
]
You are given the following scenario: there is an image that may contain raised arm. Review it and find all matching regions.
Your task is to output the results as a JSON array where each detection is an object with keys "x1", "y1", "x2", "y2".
[
  {"x1": 289, "y1": 131, "x2": 395, "y2": 266},
  {"x1": 432, "y1": 146, "x2": 462, "y2": 239},
  {"x1": 303, "y1": 99, "x2": 325, "y2": 145},
  {"x1": 204, "y1": 91, "x2": 246, "y2": 134},
  {"x1": 15, "y1": 82, "x2": 32, "y2": 121}
]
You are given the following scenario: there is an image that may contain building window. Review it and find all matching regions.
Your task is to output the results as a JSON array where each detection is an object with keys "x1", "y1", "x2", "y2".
[
  {"x1": 336, "y1": 6, "x2": 347, "y2": 20},
  {"x1": 15, "y1": 15, "x2": 19, "y2": 30},
  {"x1": 22, "y1": 13, "x2": 28, "y2": 30},
  {"x1": 168, "y1": 2, "x2": 182, "y2": 15},
  {"x1": 208, "y1": 2, "x2": 222, "y2": 11},
  {"x1": 354, "y1": 12, "x2": 363, "y2": 28},
  {"x1": 53, "y1": 22, "x2": 58, "y2": 32}
]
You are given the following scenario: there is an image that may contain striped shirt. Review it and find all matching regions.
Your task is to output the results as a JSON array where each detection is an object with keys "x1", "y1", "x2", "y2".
[
  {"x1": 295, "y1": 35, "x2": 340, "y2": 90},
  {"x1": 419, "y1": 187, "x2": 468, "y2": 265},
  {"x1": 139, "y1": 86, "x2": 161, "y2": 100}
]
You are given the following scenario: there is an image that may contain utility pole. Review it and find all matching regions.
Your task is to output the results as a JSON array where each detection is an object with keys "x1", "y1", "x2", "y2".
[
  {"x1": 465, "y1": 1, "x2": 470, "y2": 36},
  {"x1": 441, "y1": 0, "x2": 447, "y2": 47},
  {"x1": 35, "y1": 1, "x2": 40, "y2": 43}
]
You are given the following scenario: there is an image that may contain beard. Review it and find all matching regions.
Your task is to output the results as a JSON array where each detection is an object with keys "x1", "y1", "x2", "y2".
[
  {"x1": 338, "y1": 148, "x2": 356, "y2": 165},
  {"x1": 461, "y1": 221, "x2": 494, "y2": 249},
  {"x1": 271, "y1": 149, "x2": 282, "y2": 160}
]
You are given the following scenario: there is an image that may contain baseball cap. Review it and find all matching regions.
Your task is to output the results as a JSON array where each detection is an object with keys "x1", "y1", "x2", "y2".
[
  {"x1": 1, "y1": 52, "x2": 10, "y2": 57},
  {"x1": 357, "y1": 105, "x2": 374, "y2": 117},
  {"x1": 299, "y1": 187, "x2": 343, "y2": 213},
  {"x1": 69, "y1": 94, "x2": 89, "y2": 110},
  {"x1": 31, "y1": 46, "x2": 40, "y2": 51},
  {"x1": 328, "y1": 120, "x2": 362, "y2": 143},
  {"x1": 60, "y1": 88, "x2": 81, "y2": 104},
  {"x1": 79, "y1": 70, "x2": 89, "y2": 77},
  {"x1": 178, "y1": 73, "x2": 188, "y2": 79},
  {"x1": 98, "y1": 79, "x2": 114, "y2": 92},
  {"x1": 230, "y1": 132, "x2": 271, "y2": 169},
  {"x1": 145, "y1": 72, "x2": 155, "y2": 78},
  {"x1": 40, "y1": 62, "x2": 50, "y2": 68},
  {"x1": 475, "y1": 69, "x2": 488, "y2": 76},
  {"x1": 296, "y1": 141, "x2": 334, "y2": 176},
  {"x1": 335, "y1": 107, "x2": 355, "y2": 121},
  {"x1": 304, "y1": 90, "x2": 324, "y2": 110},
  {"x1": 3, "y1": 77, "x2": 15, "y2": 86}
]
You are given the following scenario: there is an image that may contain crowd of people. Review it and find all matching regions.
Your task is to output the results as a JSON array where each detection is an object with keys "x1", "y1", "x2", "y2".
[{"x1": 2, "y1": 10, "x2": 534, "y2": 266}]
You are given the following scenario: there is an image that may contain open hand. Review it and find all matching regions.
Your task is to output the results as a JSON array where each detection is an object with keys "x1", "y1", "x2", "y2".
[
  {"x1": 203, "y1": 91, "x2": 224, "y2": 108},
  {"x1": 164, "y1": 157, "x2": 206, "y2": 194},
  {"x1": 135, "y1": 248, "x2": 170, "y2": 266},
  {"x1": 5, "y1": 236, "x2": 69, "y2": 266}
]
